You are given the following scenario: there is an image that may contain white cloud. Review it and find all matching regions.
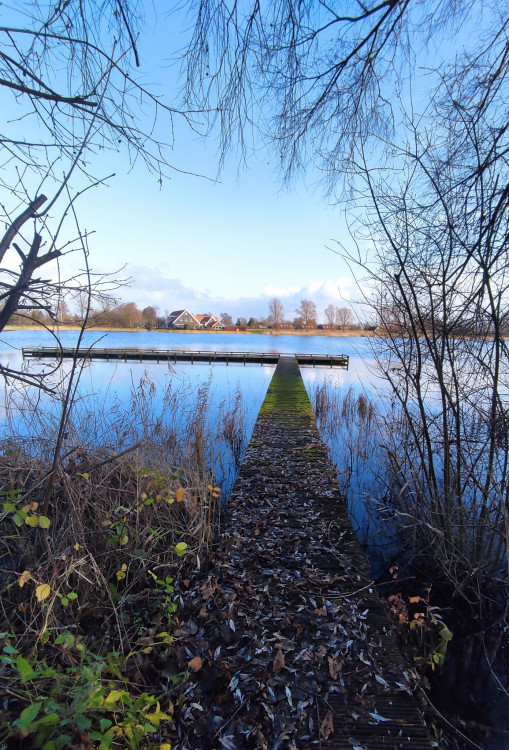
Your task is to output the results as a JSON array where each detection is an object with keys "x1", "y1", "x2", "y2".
[{"x1": 110, "y1": 264, "x2": 358, "y2": 322}]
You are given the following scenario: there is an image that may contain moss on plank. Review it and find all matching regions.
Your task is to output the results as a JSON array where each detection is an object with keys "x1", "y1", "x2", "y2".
[{"x1": 258, "y1": 359, "x2": 314, "y2": 425}]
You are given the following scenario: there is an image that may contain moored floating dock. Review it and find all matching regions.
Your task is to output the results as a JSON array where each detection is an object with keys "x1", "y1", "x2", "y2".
[
  {"x1": 169, "y1": 358, "x2": 433, "y2": 749},
  {"x1": 22, "y1": 346, "x2": 349, "y2": 368}
]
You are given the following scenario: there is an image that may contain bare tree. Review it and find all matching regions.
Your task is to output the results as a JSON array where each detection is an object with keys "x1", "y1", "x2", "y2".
[
  {"x1": 324, "y1": 304, "x2": 337, "y2": 327},
  {"x1": 268, "y1": 297, "x2": 284, "y2": 329},
  {"x1": 220, "y1": 312, "x2": 234, "y2": 325},
  {"x1": 0, "y1": 1, "x2": 196, "y2": 386},
  {"x1": 181, "y1": 0, "x2": 476, "y2": 186},
  {"x1": 295, "y1": 299, "x2": 317, "y2": 326},
  {"x1": 335, "y1": 307, "x2": 353, "y2": 329},
  {"x1": 346, "y1": 37, "x2": 509, "y2": 592},
  {"x1": 142, "y1": 305, "x2": 159, "y2": 328}
]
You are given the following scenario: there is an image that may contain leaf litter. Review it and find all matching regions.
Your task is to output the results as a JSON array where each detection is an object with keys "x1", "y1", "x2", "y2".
[{"x1": 165, "y1": 410, "x2": 427, "y2": 748}]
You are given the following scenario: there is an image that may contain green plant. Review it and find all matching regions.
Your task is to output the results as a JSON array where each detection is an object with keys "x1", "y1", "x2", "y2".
[
  {"x1": 148, "y1": 570, "x2": 178, "y2": 628},
  {"x1": 0, "y1": 632, "x2": 174, "y2": 749},
  {"x1": 387, "y1": 588, "x2": 453, "y2": 673},
  {"x1": 1, "y1": 491, "x2": 51, "y2": 529}
]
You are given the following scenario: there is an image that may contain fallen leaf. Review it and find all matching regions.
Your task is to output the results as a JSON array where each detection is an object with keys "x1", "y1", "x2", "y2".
[
  {"x1": 369, "y1": 710, "x2": 391, "y2": 723},
  {"x1": 273, "y1": 648, "x2": 285, "y2": 673},
  {"x1": 320, "y1": 710, "x2": 334, "y2": 739},
  {"x1": 188, "y1": 656, "x2": 203, "y2": 672},
  {"x1": 328, "y1": 656, "x2": 342, "y2": 680}
]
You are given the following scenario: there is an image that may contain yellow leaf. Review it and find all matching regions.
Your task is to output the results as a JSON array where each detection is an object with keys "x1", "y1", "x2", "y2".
[
  {"x1": 160, "y1": 745, "x2": 172, "y2": 750},
  {"x1": 165, "y1": 497, "x2": 175, "y2": 504},
  {"x1": 176, "y1": 487, "x2": 185, "y2": 503},
  {"x1": 174, "y1": 542, "x2": 188, "y2": 557},
  {"x1": 104, "y1": 689, "x2": 128, "y2": 705},
  {"x1": 78, "y1": 472, "x2": 89, "y2": 480},
  {"x1": 408, "y1": 596, "x2": 424, "y2": 604},
  {"x1": 25, "y1": 515, "x2": 39, "y2": 527},
  {"x1": 38, "y1": 515, "x2": 51, "y2": 529},
  {"x1": 119, "y1": 534, "x2": 129, "y2": 545},
  {"x1": 19, "y1": 570, "x2": 31, "y2": 588},
  {"x1": 143, "y1": 701, "x2": 173, "y2": 726},
  {"x1": 22, "y1": 502, "x2": 38, "y2": 513},
  {"x1": 74, "y1": 543, "x2": 81, "y2": 550},
  {"x1": 101, "y1": 520, "x2": 112, "y2": 526},
  {"x1": 35, "y1": 584, "x2": 51, "y2": 602},
  {"x1": 116, "y1": 563, "x2": 128, "y2": 581}
]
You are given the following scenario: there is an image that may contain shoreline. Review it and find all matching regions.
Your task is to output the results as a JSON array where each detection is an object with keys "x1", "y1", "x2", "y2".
[{"x1": 4, "y1": 325, "x2": 372, "y2": 338}]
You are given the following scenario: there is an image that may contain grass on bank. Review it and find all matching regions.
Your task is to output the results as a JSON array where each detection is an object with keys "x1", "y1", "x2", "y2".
[{"x1": 0, "y1": 372, "x2": 247, "y2": 749}]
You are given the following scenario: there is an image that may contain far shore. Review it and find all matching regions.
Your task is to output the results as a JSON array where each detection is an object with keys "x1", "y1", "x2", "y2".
[{"x1": 5, "y1": 325, "x2": 373, "y2": 338}]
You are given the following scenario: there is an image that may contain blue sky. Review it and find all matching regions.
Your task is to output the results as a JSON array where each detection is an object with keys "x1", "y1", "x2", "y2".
[
  {"x1": 59, "y1": 5, "x2": 358, "y2": 322},
  {"x1": 2, "y1": 2, "x2": 483, "y2": 324},
  {"x1": 76, "y1": 150, "x2": 356, "y2": 320}
]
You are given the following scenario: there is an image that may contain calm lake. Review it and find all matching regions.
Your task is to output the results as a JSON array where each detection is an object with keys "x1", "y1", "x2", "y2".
[
  {"x1": 0, "y1": 329, "x2": 378, "y2": 513},
  {"x1": 0, "y1": 329, "x2": 376, "y2": 431}
]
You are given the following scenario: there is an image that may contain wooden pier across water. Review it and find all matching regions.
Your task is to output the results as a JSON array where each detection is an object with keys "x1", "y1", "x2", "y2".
[
  {"x1": 170, "y1": 358, "x2": 433, "y2": 749},
  {"x1": 22, "y1": 347, "x2": 349, "y2": 368}
]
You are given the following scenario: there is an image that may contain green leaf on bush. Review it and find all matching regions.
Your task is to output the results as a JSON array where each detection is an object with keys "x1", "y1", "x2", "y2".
[
  {"x1": 99, "y1": 728, "x2": 115, "y2": 749},
  {"x1": 74, "y1": 714, "x2": 92, "y2": 730},
  {"x1": 16, "y1": 655, "x2": 37, "y2": 681},
  {"x1": 37, "y1": 712, "x2": 60, "y2": 725},
  {"x1": 174, "y1": 542, "x2": 188, "y2": 556},
  {"x1": 14, "y1": 700, "x2": 42, "y2": 729},
  {"x1": 54, "y1": 734, "x2": 72, "y2": 749}
]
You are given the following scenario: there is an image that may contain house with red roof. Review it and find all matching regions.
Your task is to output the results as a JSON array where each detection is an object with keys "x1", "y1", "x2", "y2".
[{"x1": 195, "y1": 314, "x2": 225, "y2": 330}]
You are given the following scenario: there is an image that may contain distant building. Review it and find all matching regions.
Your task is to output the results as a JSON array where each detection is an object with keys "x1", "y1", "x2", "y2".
[
  {"x1": 166, "y1": 309, "x2": 201, "y2": 328},
  {"x1": 195, "y1": 314, "x2": 225, "y2": 330}
]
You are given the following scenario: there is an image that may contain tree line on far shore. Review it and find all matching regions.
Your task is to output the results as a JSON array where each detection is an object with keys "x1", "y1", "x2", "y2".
[{"x1": 8, "y1": 295, "x2": 366, "y2": 331}]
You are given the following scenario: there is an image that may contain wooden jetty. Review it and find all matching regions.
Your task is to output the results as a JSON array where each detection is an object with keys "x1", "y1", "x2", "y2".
[
  {"x1": 169, "y1": 358, "x2": 433, "y2": 749},
  {"x1": 22, "y1": 346, "x2": 349, "y2": 368}
]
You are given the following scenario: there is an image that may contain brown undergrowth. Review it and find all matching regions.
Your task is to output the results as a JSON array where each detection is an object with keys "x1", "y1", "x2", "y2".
[{"x1": 0, "y1": 373, "x2": 246, "y2": 749}]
